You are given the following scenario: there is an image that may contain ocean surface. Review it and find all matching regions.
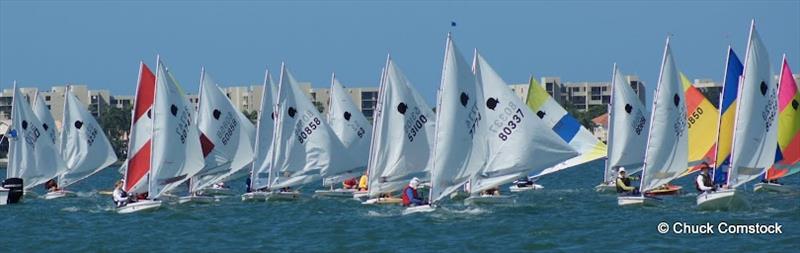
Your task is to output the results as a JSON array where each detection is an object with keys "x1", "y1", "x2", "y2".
[{"x1": 1, "y1": 160, "x2": 798, "y2": 252}]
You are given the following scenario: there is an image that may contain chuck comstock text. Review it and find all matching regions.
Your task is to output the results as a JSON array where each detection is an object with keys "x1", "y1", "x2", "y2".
[{"x1": 657, "y1": 221, "x2": 784, "y2": 235}]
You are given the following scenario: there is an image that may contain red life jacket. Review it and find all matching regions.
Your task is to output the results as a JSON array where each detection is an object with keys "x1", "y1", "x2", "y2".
[{"x1": 401, "y1": 185, "x2": 417, "y2": 206}]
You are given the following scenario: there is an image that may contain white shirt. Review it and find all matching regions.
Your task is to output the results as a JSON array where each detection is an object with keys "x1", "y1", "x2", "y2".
[{"x1": 696, "y1": 174, "x2": 714, "y2": 191}]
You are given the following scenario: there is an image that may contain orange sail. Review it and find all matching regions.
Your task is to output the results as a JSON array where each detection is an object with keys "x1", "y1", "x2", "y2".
[{"x1": 680, "y1": 73, "x2": 720, "y2": 177}]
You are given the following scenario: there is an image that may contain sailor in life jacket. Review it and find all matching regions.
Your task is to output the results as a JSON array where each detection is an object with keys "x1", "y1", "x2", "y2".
[
  {"x1": 112, "y1": 180, "x2": 129, "y2": 208},
  {"x1": 402, "y1": 177, "x2": 426, "y2": 207},
  {"x1": 695, "y1": 162, "x2": 716, "y2": 193},
  {"x1": 615, "y1": 167, "x2": 639, "y2": 195}
]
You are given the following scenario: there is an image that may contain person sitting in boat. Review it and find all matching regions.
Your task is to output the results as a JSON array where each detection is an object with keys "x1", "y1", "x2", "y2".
[
  {"x1": 342, "y1": 177, "x2": 358, "y2": 189},
  {"x1": 696, "y1": 163, "x2": 716, "y2": 193},
  {"x1": 112, "y1": 180, "x2": 129, "y2": 208},
  {"x1": 245, "y1": 176, "x2": 252, "y2": 193},
  {"x1": 279, "y1": 187, "x2": 292, "y2": 193},
  {"x1": 481, "y1": 187, "x2": 501, "y2": 196},
  {"x1": 615, "y1": 167, "x2": 639, "y2": 195},
  {"x1": 44, "y1": 179, "x2": 59, "y2": 192},
  {"x1": 212, "y1": 182, "x2": 229, "y2": 189},
  {"x1": 358, "y1": 172, "x2": 369, "y2": 192},
  {"x1": 402, "y1": 177, "x2": 427, "y2": 207}
]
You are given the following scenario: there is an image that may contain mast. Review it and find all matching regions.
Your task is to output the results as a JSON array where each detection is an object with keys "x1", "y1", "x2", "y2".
[
  {"x1": 726, "y1": 20, "x2": 755, "y2": 187},
  {"x1": 267, "y1": 62, "x2": 286, "y2": 190},
  {"x1": 428, "y1": 33, "x2": 451, "y2": 204},
  {"x1": 712, "y1": 46, "x2": 733, "y2": 178},
  {"x1": 250, "y1": 68, "x2": 270, "y2": 190},
  {"x1": 365, "y1": 56, "x2": 389, "y2": 197},
  {"x1": 148, "y1": 55, "x2": 161, "y2": 198},
  {"x1": 638, "y1": 37, "x2": 671, "y2": 192},
  {"x1": 604, "y1": 64, "x2": 619, "y2": 183}
]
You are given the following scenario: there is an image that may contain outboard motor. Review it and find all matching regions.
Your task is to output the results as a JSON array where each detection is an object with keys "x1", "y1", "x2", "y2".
[{"x1": 2, "y1": 178, "x2": 24, "y2": 204}]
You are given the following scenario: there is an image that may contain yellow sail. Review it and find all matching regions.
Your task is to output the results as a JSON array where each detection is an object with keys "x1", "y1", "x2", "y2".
[{"x1": 679, "y1": 73, "x2": 720, "y2": 177}]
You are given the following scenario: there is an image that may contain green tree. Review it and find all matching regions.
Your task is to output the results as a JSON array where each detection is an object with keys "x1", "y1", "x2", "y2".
[
  {"x1": 243, "y1": 110, "x2": 258, "y2": 124},
  {"x1": 98, "y1": 105, "x2": 132, "y2": 160},
  {"x1": 312, "y1": 101, "x2": 325, "y2": 113}
]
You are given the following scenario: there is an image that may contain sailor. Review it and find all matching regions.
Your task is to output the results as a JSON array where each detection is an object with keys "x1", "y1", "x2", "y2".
[
  {"x1": 342, "y1": 177, "x2": 358, "y2": 189},
  {"x1": 695, "y1": 163, "x2": 716, "y2": 193},
  {"x1": 402, "y1": 177, "x2": 427, "y2": 207},
  {"x1": 245, "y1": 176, "x2": 252, "y2": 193},
  {"x1": 615, "y1": 167, "x2": 639, "y2": 195},
  {"x1": 44, "y1": 179, "x2": 59, "y2": 192},
  {"x1": 481, "y1": 186, "x2": 501, "y2": 196},
  {"x1": 112, "y1": 180, "x2": 129, "y2": 208},
  {"x1": 358, "y1": 172, "x2": 369, "y2": 192},
  {"x1": 212, "y1": 182, "x2": 228, "y2": 189}
]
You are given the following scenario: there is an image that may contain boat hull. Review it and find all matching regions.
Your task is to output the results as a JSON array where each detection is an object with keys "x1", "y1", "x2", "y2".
[
  {"x1": 362, "y1": 197, "x2": 402, "y2": 205},
  {"x1": 464, "y1": 195, "x2": 515, "y2": 205},
  {"x1": 595, "y1": 184, "x2": 616, "y2": 193},
  {"x1": 265, "y1": 191, "x2": 301, "y2": 201},
  {"x1": 696, "y1": 189, "x2": 747, "y2": 210},
  {"x1": 352, "y1": 192, "x2": 369, "y2": 201},
  {"x1": 617, "y1": 195, "x2": 658, "y2": 206},
  {"x1": 43, "y1": 190, "x2": 77, "y2": 200},
  {"x1": 200, "y1": 188, "x2": 235, "y2": 196},
  {"x1": 116, "y1": 200, "x2": 162, "y2": 214},
  {"x1": 645, "y1": 185, "x2": 682, "y2": 196},
  {"x1": 753, "y1": 183, "x2": 792, "y2": 193},
  {"x1": 178, "y1": 195, "x2": 217, "y2": 204},
  {"x1": 402, "y1": 204, "x2": 436, "y2": 215},
  {"x1": 241, "y1": 192, "x2": 271, "y2": 202},
  {"x1": 509, "y1": 184, "x2": 544, "y2": 192},
  {"x1": 0, "y1": 188, "x2": 8, "y2": 205},
  {"x1": 314, "y1": 189, "x2": 357, "y2": 198}
]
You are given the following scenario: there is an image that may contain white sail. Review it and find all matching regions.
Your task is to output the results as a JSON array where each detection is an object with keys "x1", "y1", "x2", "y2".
[
  {"x1": 189, "y1": 69, "x2": 255, "y2": 192},
  {"x1": 729, "y1": 22, "x2": 778, "y2": 188},
  {"x1": 639, "y1": 39, "x2": 689, "y2": 192},
  {"x1": 148, "y1": 58, "x2": 205, "y2": 198},
  {"x1": 57, "y1": 87, "x2": 118, "y2": 188},
  {"x1": 32, "y1": 92, "x2": 57, "y2": 144},
  {"x1": 328, "y1": 76, "x2": 373, "y2": 167},
  {"x1": 366, "y1": 57, "x2": 436, "y2": 197},
  {"x1": 269, "y1": 64, "x2": 361, "y2": 189},
  {"x1": 6, "y1": 83, "x2": 66, "y2": 189},
  {"x1": 429, "y1": 35, "x2": 485, "y2": 204},
  {"x1": 250, "y1": 69, "x2": 277, "y2": 190},
  {"x1": 604, "y1": 65, "x2": 649, "y2": 182},
  {"x1": 469, "y1": 52, "x2": 578, "y2": 193}
]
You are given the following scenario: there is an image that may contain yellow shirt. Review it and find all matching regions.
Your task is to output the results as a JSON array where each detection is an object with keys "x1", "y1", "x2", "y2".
[{"x1": 358, "y1": 175, "x2": 368, "y2": 191}]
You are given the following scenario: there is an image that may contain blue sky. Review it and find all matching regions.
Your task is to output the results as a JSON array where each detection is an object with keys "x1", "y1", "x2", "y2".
[{"x1": 1, "y1": 0, "x2": 798, "y2": 104}]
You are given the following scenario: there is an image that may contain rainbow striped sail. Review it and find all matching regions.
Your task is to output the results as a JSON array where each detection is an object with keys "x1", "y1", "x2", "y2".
[
  {"x1": 712, "y1": 48, "x2": 744, "y2": 184},
  {"x1": 765, "y1": 56, "x2": 800, "y2": 180},
  {"x1": 679, "y1": 73, "x2": 720, "y2": 177},
  {"x1": 527, "y1": 77, "x2": 607, "y2": 177}
]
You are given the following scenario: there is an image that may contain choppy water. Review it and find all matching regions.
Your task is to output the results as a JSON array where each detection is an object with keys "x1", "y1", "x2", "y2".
[{"x1": 1, "y1": 160, "x2": 798, "y2": 252}]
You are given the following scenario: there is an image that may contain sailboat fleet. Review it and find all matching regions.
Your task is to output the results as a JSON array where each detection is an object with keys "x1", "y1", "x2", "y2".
[{"x1": 2, "y1": 21, "x2": 797, "y2": 213}]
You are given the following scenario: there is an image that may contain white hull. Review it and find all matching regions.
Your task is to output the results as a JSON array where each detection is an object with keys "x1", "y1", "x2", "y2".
[
  {"x1": 178, "y1": 195, "x2": 217, "y2": 204},
  {"x1": 352, "y1": 192, "x2": 369, "y2": 201},
  {"x1": 696, "y1": 189, "x2": 747, "y2": 210},
  {"x1": 595, "y1": 183, "x2": 616, "y2": 193},
  {"x1": 753, "y1": 183, "x2": 792, "y2": 193},
  {"x1": 116, "y1": 200, "x2": 162, "y2": 214},
  {"x1": 42, "y1": 190, "x2": 77, "y2": 200},
  {"x1": 200, "y1": 188, "x2": 235, "y2": 196},
  {"x1": 362, "y1": 197, "x2": 402, "y2": 205},
  {"x1": 241, "y1": 191, "x2": 271, "y2": 202},
  {"x1": 314, "y1": 188, "x2": 357, "y2": 198},
  {"x1": 265, "y1": 191, "x2": 301, "y2": 201},
  {"x1": 402, "y1": 204, "x2": 436, "y2": 215},
  {"x1": 617, "y1": 195, "x2": 658, "y2": 206},
  {"x1": 0, "y1": 188, "x2": 8, "y2": 205},
  {"x1": 509, "y1": 184, "x2": 544, "y2": 192},
  {"x1": 464, "y1": 195, "x2": 515, "y2": 205}
]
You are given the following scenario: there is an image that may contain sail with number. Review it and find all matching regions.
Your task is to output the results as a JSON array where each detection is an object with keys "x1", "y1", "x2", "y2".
[
  {"x1": 765, "y1": 56, "x2": 800, "y2": 180},
  {"x1": 268, "y1": 64, "x2": 361, "y2": 189},
  {"x1": 57, "y1": 86, "x2": 118, "y2": 188},
  {"x1": 727, "y1": 22, "x2": 778, "y2": 188},
  {"x1": 250, "y1": 69, "x2": 278, "y2": 190},
  {"x1": 679, "y1": 73, "x2": 720, "y2": 176},
  {"x1": 6, "y1": 83, "x2": 66, "y2": 190},
  {"x1": 148, "y1": 58, "x2": 205, "y2": 198},
  {"x1": 328, "y1": 75, "x2": 373, "y2": 168},
  {"x1": 638, "y1": 38, "x2": 689, "y2": 192},
  {"x1": 366, "y1": 57, "x2": 436, "y2": 197},
  {"x1": 468, "y1": 52, "x2": 578, "y2": 194},
  {"x1": 189, "y1": 69, "x2": 255, "y2": 193},
  {"x1": 603, "y1": 65, "x2": 649, "y2": 183},
  {"x1": 526, "y1": 76, "x2": 607, "y2": 178}
]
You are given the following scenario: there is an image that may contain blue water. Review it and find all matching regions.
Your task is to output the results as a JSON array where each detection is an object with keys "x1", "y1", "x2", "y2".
[{"x1": 1, "y1": 160, "x2": 798, "y2": 252}]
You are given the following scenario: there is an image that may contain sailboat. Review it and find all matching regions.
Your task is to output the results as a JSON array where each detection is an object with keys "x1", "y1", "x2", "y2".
[
  {"x1": 465, "y1": 51, "x2": 578, "y2": 205},
  {"x1": 363, "y1": 56, "x2": 436, "y2": 205},
  {"x1": 618, "y1": 37, "x2": 688, "y2": 206},
  {"x1": 708, "y1": 47, "x2": 744, "y2": 194},
  {"x1": 697, "y1": 21, "x2": 777, "y2": 209},
  {"x1": 118, "y1": 57, "x2": 206, "y2": 213},
  {"x1": 242, "y1": 69, "x2": 278, "y2": 201},
  {"x1": 756, "y1": 56, "x2": 800, "y2": 192},
  {"x1": 118, "y1": 62, "x2": 156, "y2": 211},
  {"x1": 3, "y1": 83, "x2": 66, "y2": 202},
  {"x1": 180, "y1": 69, "x2": 255, "y2": 204},
  {"x1": 314, "y1": 74, "x2": 373, "y2": 197},
  {"x1": 262, "y1": 64, "x2": 360, "y2": 201},
  {"x1": 596, "y1": 64, "x2": 649, "y2": 193},
  {"x1": 44, "y1": 86, "x2": 118, "y2": 199},
  {"x1": 521, "y1": 75, "x2": 608, "y2": 192}
]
